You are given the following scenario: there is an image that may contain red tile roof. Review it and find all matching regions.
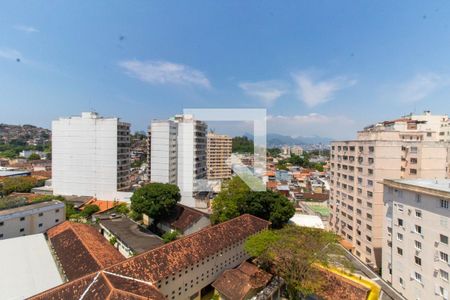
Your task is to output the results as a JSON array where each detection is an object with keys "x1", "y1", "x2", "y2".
[
  {"x1": 80, "y1": 198, "x2": 122, "y2": 214},
  {"x1": 48, "y1": 221, "x2": 125, "y2": 280},
  {"x1": 165, "y1": 204, "x2": 209, "y2": 232},
  {"x1": 29, "y1": 271, "x2": 165, "y2": 300},
  {"x1": 317, "y1": 268, "x2": 370, "y2": 300},
  {"x1": 30, "y1": 214, "x2": 270, "y2": 300},
  {"x1": 212, "y1": 262, "x2": 272, "y2": 300}
]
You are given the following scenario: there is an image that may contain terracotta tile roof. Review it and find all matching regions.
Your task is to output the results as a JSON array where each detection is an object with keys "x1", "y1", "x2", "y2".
[
  {"x1": 80, "y1": 198, "x2": 122, "y2": 214},
  {"x1": 31, "y1": 214, "x2": 269, "y2": 300},
  {"x1": 29, "y1": 271, "x2": 165, "y2": 300},
  {"x1": 317, "y1": 268, "x2": 370, "y2": 300},
  {"x1": 266, "y1": 181, "x2": 278, "y2": 189},
  {"x1": 106, "y1": 214, "x2": 270, "y2": 283},
  {"x1": 212, "y1": 262, "x2": 272, "y2": 300},
  {"x1": 165, "y1": 204, "x2": 208, "y2": 232},
  {"x1": 48, "y1": 221, "x2": 125, "y2": 280}
]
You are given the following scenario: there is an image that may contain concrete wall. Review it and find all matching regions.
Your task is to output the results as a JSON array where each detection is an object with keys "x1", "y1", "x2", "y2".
[
  {"x1": 0, "y1": 202, "x2": 65, "y2": 240},
  {"x1": 382, "y1": 184, "x2": 450, "y2": 299},
  {"x1": 52, "y1": 112, "x2": 130, "y2": 200}
]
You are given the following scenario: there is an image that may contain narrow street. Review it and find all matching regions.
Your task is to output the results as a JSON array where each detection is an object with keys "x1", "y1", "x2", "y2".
[{"x1": 340, "y1": 246, "x2": 406, "y2": 300}]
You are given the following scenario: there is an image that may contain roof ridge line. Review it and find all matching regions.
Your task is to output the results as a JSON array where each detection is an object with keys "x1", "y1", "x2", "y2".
[
  {"x1": 105, "y1": 214, "x2": 266, "y2": 271},
  {"x1": 103, "y1": 270, "x2": 154, "y2": 286},
  {"x1": 79, "y1": 271, "x2": 101, "y2": 300}
]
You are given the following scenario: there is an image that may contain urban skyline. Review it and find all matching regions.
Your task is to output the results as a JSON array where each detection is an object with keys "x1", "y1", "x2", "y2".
[{"x1": 2, "y1": 2, "x2": 450, "y2": 138}]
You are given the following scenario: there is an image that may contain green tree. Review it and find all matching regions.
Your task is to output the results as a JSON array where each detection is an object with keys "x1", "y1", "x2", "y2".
[
  {"x1": 109, "y1": 236, "x2": 117, "y2": 246},
  {"x1": 130, "y1": 183, "x2": 181, "y2": 225},
  {"x1": 28, "y1": 153, "x2": 41, "y2": 161},
  {"x1": 162, "y1": 230, "x2": 180, "y2": 243},
  {"x1": 114, "y1": 203, "x2": 130, "y2": 215},
  {"x1": 211, "y1": 177, "x2": 294, "y2": 228},
  {"x1": 245, "y1": 226, "x2": 345, "y2": 299},
  {"x1": 0, "y1": 177, "x2": 38, "y2": 196},
  {"x1": 267, "y1": 148, "x2": 281, "y2": 157},
  {"x1": 232, "y1": 136, "x2": 254, "y2": 153},
  {"x1": 81, "y1": 204, "x2": 100, "y2": 217},
  {"x1": 239, "y1": 191, "x2": 295, "y2": 228},
  {"x1": 211, "y1": 176, "x2": 250, "y2": 224}
]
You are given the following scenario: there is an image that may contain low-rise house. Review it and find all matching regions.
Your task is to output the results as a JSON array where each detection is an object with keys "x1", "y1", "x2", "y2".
[
  {"x1": 0, "y1": 234, "x2": 63, "y2": 300},
  {"x1": 156, "y1": 204, "x2": 211, "y2": 236},
  {"x1": 47, "y1": 221, "x2": 125, "y2": 281},
  {"x1": 212, "y1": 261, "x2": 273, "y2": 300},
  {"x1": 30, "y1": 214, "x2": 270, "y2": 300},
  {"x1": 99, "y1": 215, "x2": 163, "y2": 257},
  {"x1": 0, "y1": 199, "x2": 65, "y2": 240},
  {"x1": 0, "y1": 168, "x2": 31, "y2": 178}
]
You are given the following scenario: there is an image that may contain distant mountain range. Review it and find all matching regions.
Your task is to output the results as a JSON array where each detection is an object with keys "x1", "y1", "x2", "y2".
[{"x1": 243, "y1": 133, "x2": 332, "y2": 146}]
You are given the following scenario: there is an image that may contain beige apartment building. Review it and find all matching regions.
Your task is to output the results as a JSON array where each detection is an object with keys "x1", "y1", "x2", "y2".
[
  {"x1": 207, "y1": 133, "x2": 232, "y2": 180},
  {"x1": 0, "y1": 200, "x2": 65, "y2": 240},
  {"x1": 329, "y1": 111, "x2": 450, "y2": 269},
  {"x1": 382, "y1": 179, "x2": 450, "y2": 300}
]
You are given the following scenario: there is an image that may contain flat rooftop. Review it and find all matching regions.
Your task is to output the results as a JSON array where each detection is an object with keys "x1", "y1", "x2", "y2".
[
  {"x1": 388, "y1": 179, "x2": 450, "y2": 193},
  {"x1": 0, "y1": 200, "x2": 64, "y2": 217},
  {"x1": 0, "y1": 234, "x2": 63, "y2": 299},
  {"x1": 0, "y1": 169, "x2": 31, "y2": 177},
  {"x1": 99, "y1": 216, "x2": 163, "y2": 254},
  {"x1": 384, "y1": 179, "x2": 450, "y2": 200}
]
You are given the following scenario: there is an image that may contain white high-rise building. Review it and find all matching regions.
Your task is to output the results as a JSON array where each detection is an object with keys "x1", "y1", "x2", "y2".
[
  {"x1": 148, "y1": 114, "x2": 207, "y2": 207},
  {"x1": 52, "y1": 112, "x2": 131, "y2": 200},
  {"x1": 382, "y1": 179, "x2": 450, "y2": 300}
]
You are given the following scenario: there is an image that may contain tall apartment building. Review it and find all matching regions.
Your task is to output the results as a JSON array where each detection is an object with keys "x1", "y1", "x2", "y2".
[
  {"x1": 206, "y1": 133, "x2": 232, "y2": 180},
  {"x1": 382, "y1": 179, "x2": 450, "y2": 300},
  {"x1": 52, "y1": 112, "x2": 131, "y2": 200},
  {"x1": 329, "y1": 111, "x2": 450, "y2": 269},
  {"x1": 148, "y1": 114, "x2": 207, "y2": 207}
]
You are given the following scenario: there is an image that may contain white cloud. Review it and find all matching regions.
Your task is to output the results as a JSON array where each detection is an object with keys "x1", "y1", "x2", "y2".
[
  {"x1": 394, "y1": 73, "x2": 449, "y2": 103},
  {"x1": 0, "y1": 48, "x2": 23, "y2": 61},
  {"x1": 292, "y1": 72, "x2": 356, "y2": 107},
  {"x1": 14, "y1": 25, "x2": 39, "y2": 33},
  {"x1": 239, "y1": 80, "x2": 287, "y2": 105},
  {"x1": 267, "y1": 113, "x2": 355, "y2": 138},
  {"x1": 118, "y1": 60, "x2": 211, "y2": 88}
]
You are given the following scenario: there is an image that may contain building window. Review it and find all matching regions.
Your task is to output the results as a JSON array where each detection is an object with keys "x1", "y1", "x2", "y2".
[
  {"x1": 414, "y1": 272, "x2": 422, "y2": 283},
  {"x1": 38, "y1": 223, "x2": 43, "y2": 228},
  {"x1": 415, "y1": 210, "x2": 422, "y2": 218},
  {"x1": 414, "y1": 256, "x2": 421, "y2": 266},
  {"x1": 0, "y1": 222, "x2": 3, "y2": 226},
  {"x1": 414, "y1": 240, "x2": 422, "y2": 250},
  {"x1": 20, "y1": 217, "x2": 25, "y2": 221},
  {"x1": 38, "y1": 213, "x2": 43, "y2": 217},
  {"x1": 441, "y1": 199, "x2": 449, "y2": 209},
  {"x1": 19, "y1": 228, "x2": 24, "y2": 232},
  {"x1": 441, "y1": 234, "x2": 449, "y2": 245},
  {"x1": 397, "y1": 233, "x2": 403, "y2": 241},
  {"x1": 410, "y1": 169, "x2": 417, "y2": 175},
  {"x1": 55, "y1": 209, "x2": 60, "y2": 213},
  {"x1": 440, "y1": 269, "x2": 449, "y2": 282},
  {"x1": 440, "y1": 252, "x2": 449, "y2": 263},
  {"x1": 55, "y1": 219, "x2": 59, "y2": 223},
  {"x1": 397, "y1": 247, "x2": 403, "y2": 256},
  {"x1": 397, "y1": 218, "x2": 403, "y2": 226},
  {"x1": 399, "y1": 277, "x2": 404, "y2": 287},
  {"x1": 415, "y1": 225, "x2": 422, "y2": 234}
]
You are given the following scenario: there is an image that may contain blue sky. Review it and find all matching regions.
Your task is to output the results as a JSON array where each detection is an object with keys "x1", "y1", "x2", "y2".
[{"x1": 1, "y1": 1, "x2": 450, "y2": 138}]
